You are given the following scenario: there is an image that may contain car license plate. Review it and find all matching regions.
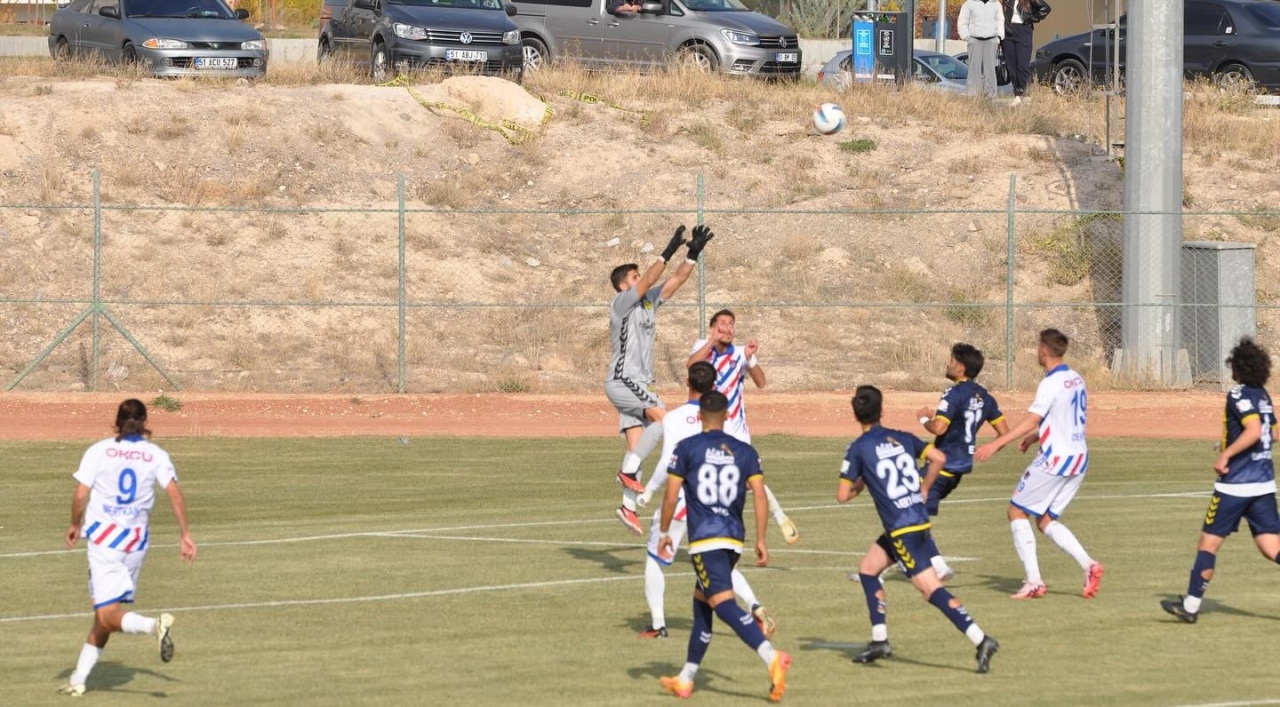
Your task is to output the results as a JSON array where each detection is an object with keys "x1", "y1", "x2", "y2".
[
  {"x1": 194, "y1": 57, "x2": 238, "y2": 69},
  {"x1": 776, "y1": 52, "x2": 798, "y2": 63},
  {"x1": 445, "y1": 49, "x2": 487, "y2": 61}
]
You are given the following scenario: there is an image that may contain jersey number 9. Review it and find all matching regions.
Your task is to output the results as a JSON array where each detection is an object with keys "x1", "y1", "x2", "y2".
[
  {"x1": 696, "y1": 463, "x2": 741, "y2": 507},
  {"x1": 117, "y1": 468, "x2": 137, "y2": 504}
]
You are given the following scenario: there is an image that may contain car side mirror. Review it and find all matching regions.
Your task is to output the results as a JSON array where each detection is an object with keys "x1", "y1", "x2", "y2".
[
  {"x1": 235, "y1": 7, "x2": 250, "y2": 19},
  {"x1": 504, "y1": 3, "x2": 516, "y2": 15},
  {"x1": 640, "y1": 2, "x2": 663, "y2": 13},
  {"x1": 99, "y1": 5, "x2": 118, "y2": 18}
]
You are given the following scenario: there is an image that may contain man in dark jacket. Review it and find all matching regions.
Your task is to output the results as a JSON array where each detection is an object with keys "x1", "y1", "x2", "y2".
[{"x1": 1001, "y1": 0, "x2": 1050, "y2": 102}]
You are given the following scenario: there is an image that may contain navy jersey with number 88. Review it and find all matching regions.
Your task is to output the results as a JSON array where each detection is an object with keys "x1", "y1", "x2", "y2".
[{"x1": 668, "y1": 429, "x2": 763, "y2": 554}]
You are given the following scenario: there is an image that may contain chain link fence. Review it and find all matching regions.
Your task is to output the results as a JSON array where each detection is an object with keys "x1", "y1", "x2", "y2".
[{"x1": 2, "y1": 172, "x2": 1276, "y2": 393}]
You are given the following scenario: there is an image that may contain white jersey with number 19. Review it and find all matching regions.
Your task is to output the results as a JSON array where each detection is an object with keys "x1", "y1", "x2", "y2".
[
  {"x1": 1029, "y1": 364, "x2": 1089, "y2": 477},
  {"x1": 74, "y1": 436, "x2": 177, "y2": 552}
]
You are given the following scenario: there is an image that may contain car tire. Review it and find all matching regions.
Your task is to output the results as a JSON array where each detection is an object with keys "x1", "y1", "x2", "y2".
[
  {"x1": 371, "y1": 41, "x2": 393, "y2": 83},
  {"x1": 679, "y1": 43, "x2": 718, "y2": 72},
  {"x1": 53, "y1": 36, "x2": 70, "y2": 61},
  {"x1": 121, "y1": 41, "x2": 138, "y2": 65},
  {"x1": 1215, "y1": 62, "x2": 1254, "y2": 91},
  {"x1": 318, "y1": 38, "x2": 334, "y2": 66},
  {"x1": 522, "y1": 36, "x2": 547, "y2": 72},
  {"x1": 1050, "y1": 57, "x2": 1087, "y2": 94}
]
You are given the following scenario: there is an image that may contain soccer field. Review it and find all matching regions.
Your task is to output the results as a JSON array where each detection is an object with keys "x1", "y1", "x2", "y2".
[{"x1": 1, "y1": 435, "x2": 1277, "y2": 706}]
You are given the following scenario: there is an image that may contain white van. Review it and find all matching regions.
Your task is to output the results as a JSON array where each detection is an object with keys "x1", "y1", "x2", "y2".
[{"x1": 511, "y1": 0, "x2": 801, "y2": 77}]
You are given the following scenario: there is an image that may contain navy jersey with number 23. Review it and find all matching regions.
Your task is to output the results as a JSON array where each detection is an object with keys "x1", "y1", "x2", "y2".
[
  {"x1": 841, "y1": 427, "x2": 931, "y2": 535},
  {"x1": 669, "y1": 429, "x2": 763, "y2": 554}
]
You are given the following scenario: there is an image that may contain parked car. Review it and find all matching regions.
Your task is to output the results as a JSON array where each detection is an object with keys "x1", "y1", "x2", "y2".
[
  {"x1": 818, "y1": 48, "x2": 1013, "y2": 95},
  {"x1": 47, "y1": 0, "x2": 267, "y2": 78},
  {"x1": 1033, "y1": 0, "x2": 1280, "y2": 93},
  {"x1": 318, "y1": 0, "x2": 524, "y2": 82},
  {"x1": 509, "y1": 0, "x2": 801, "y2": 77}
]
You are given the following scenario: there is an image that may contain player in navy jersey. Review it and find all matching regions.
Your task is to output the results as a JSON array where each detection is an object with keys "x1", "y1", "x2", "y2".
[
  {"x1": 839, "y1": 385, "x2": 999, "y2": 674},
  {"x1": 1162, "y1": 338, "x2": 1280, "y2": 623},
  {"x1": 656, "y1": 391, "x2": 791, "y2": 701},
  {"x1": 916, "y1": 343, "x2": 1009, "y2": 580}
]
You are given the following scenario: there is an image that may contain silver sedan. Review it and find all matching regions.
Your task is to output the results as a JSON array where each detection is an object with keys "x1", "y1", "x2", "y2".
[{"x1": 48, "y1": 0, "x2": 268, "y2": 78}]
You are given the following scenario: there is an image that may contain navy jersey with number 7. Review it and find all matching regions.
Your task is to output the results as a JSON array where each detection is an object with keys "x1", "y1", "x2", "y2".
[
  {"x1": 840, "y1": 426, "x2": 931, "y2": 536},
  {"x1": 668, "y1": 429, "x2": 763, "y2": 554}
]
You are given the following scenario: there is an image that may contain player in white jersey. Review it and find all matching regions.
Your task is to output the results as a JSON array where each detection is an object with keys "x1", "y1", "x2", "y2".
[
  {"x1": 606, "y1": 224, "x2": 714, "y2": 536},
  {"x1": 57, "y1": 399, "x2": 196, "y2": 697},
  {"x1": 632, "y1": 362, "x2": 776, "y2": 640},
  {"x1": 687, "y1": 309, "x2": 798, "y2": 543},
  {"x1": 976, "y1": 329, "x2": 1103, "y2": 600}
]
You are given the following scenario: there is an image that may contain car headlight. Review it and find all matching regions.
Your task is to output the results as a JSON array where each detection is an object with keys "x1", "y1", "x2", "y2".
[
  {"x1": 502, "y1": 29, "x2": 519, "y2": 45},
  {"x1": 241, "y1": 39, "x2": 266, "y2": 51},
  {"x1": 141, "y1": 38, "x2": 190, "y2": 49},
  {"x1": 393, "y1": 23, "x2": 428, "y2": 40},
  {"x1": 720, "y1": 28, "x2": 759, "y2": 46}
]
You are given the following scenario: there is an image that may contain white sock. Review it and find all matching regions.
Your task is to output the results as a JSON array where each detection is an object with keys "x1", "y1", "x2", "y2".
[
  {"x1": 1043, "y1": 521, "x2": 1095, "y2": 570},
  {"x1": 731, "y1": 569, "x2": 759, "y2": 609},
  {"x1": 69, "y1": 643, "x2": 101, "y2": 686},
  {"x1": 121, "y1": 612, "x2": 157, "y2": 636},
  {"x1": 763, "y1": 485, "x2": 785, "y2": 523},
  {"x1": 621, "y1": 489, "x2": 637, "y2": 512},
  {"x1": 679, "y1": 662, "x2": 699, "y2": 683},
  {"x1": 871, "y1": 624, "x2": 888, "y2": 642},
  {"x1": 755, "y1": 640, "x2": 776, "y2": 667},
  {"x1": 965, "y1": 624, "x2": 986, "y2": 646},
  {"x1": 644, "y1": 557, "x2": 666, "y2": 629},
  {"x1": 1183, "y1": 595, "x2": 1202, "y2": 613},
  {"x1": 621, "y1": 451, "x2": 643, "y2": 477},
  {"x1": 931, "y1": 554, "x2": 953, "y2": 576},
  {"x1": 1010, "y1": 518, "x2": 1042, "y2": 584}
]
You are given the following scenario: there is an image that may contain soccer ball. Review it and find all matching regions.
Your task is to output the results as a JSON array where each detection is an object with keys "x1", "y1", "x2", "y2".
[{"x1": 812, "y1": 103, "x2": 845, "y2": 135}]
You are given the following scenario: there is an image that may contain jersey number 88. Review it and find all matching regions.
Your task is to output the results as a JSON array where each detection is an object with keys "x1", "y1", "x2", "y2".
[{"x1": 696, "y1": 463, "x2": 741, "y2": 506}]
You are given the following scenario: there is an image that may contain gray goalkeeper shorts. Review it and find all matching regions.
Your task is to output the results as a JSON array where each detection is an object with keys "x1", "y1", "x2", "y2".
[{"x1": 605, "y1": 377, "x2": 665, "y2": 433}]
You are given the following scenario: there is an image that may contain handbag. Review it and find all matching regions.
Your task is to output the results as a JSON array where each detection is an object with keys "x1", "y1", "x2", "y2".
[{"x1": 1032, "y1": 0, "x2": 1052, "y2": 22}]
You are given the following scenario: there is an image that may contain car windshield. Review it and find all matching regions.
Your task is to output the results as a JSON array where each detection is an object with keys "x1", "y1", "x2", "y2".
[
  {"x1": 682, "y1": 0, "x2": 747, "y2": 11},
  {"x1": 919, "y1": 53, "x2": 967, "y2": 80},
  {"x1": 1248, "y1": 2, "x2": 1280, "y2": 28},
  {"x1": 125, "y1": 0, "x2": 236, "y2": 18},
  {"x1": 389, "y1": 0, "x2": 504, "y2": 8}
]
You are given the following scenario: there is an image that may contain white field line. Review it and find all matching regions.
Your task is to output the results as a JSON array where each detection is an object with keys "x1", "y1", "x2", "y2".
[
  {"x1": 1172, "y1": 701, "x2": 1280, "y2": 707},
  {"x1": 0, "y1": 489, "x2": 1209, "y2": 561}
]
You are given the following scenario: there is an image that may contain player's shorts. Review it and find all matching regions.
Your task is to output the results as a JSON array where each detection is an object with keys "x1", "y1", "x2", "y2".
[
  {"x1": 926, "y1": 471, "x2": 967, "y2": 515},
  {"x1": 691, "y1": 548, "x2": 740, "y2": 596},
  {"x1": 875, "y1": 529, "x2": 940, "y2": 578},
  {"x1": 647, "y1": 504, "x2": 688, "y2": 566},
  {"x1": 87, "y1": 543, "x2": 147, "y2": 609},
  {"x1": 1202, "y1": 491, "x2": 1280, "y2": 537},
  {"x1": 605, "y1": 378, "x2": 665, "y2": 432},
  {"x1": 1010, "y1": 469, "x2": 1086, "y2": 519}
]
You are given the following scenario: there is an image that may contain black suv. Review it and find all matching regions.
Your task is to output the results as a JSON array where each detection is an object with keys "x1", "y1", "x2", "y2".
[
  {"x1": 1034, "y1": 0, "x2": 1280, "y2": 92},
  {"x1": 319, "y1": 0, "x2": 524, "y2": 82}
]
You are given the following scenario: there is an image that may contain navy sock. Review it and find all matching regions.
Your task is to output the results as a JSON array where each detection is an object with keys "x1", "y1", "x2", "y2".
[
  {"x1": 1188, "y1": 550, "x2": 1216, "y2": 598},
  {"x1": 712, "y1": 599, "x2": 766, "y2": 651},
  {"x1": 857, "y1": 573, "x2": 886, "y2": 629},
  {"x1": 687, "y1": 598, "x2": 714, "y2": 666},
  {"x1": 927, "y1": 587, "x2": 975, "y2": 635}
]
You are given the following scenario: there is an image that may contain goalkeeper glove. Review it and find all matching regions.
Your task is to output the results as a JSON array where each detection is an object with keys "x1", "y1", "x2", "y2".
[
  {"x1": 685, "y1": 224, "x2": 715, "y2": 261},
  {"x1": 660, "y1": 225, "x2": 687, "y2": 262}
]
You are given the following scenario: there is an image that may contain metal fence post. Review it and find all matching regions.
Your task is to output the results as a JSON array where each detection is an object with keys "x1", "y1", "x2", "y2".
[
  {"x1": 1006, "y1": 173, "x2": 1016, "y2": 390},
  {"x1": 398, "y1": 174, "x2": 407, "y2": 394},
  {"x1": 696, "y1": 173, "x2": 706, "y2": 339},
  {"x1": 91, "y1": 170, "x2": 101, "y2": 392}
]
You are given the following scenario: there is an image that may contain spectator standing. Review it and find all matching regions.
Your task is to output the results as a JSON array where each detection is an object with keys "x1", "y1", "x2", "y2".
[
  {"x1": 958, "y1": 0, "x2": 1005, "y2": 98},
  {"x1": 1002, "y1": 0, "x2": 1052, "y2": 103}
]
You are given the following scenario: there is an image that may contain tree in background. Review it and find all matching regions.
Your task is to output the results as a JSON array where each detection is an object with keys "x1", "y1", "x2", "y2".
[{"x1": 914, "y1": 0, "x2": 962, "y2": 39}]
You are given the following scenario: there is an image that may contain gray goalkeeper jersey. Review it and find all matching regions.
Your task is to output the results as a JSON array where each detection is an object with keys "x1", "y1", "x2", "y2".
[{"x1": 607, "y1": 284, "x2": 664, "y2": 384}]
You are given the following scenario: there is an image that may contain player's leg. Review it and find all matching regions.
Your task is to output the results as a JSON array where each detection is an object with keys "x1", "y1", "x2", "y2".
[
  {"x1": 759, "y1": 484, "x2": 798, "y2": 545},
  {"x1": 700, "y1": 551, "x2": 789, "y2": 699},
  {"x1": 729, "y1": 569, "x2": 775, "y2": 639},
  {"x1": 926, "y1": 473, "x2": 961, "y2": 579},
  {"x1": 853, "y1": 536, "x2": 895, "y2": 664},
  {"x1": 1163, "y1": 525, "x2": 1228, "y2": 623},
  {"x1": 1007, "y1": 470, "x2": 1053, "y2": 597},
  {"x1": 642, "y1": 512, "x2": 683, "y2": 638},
  {"x1": 661, "y1": 585, "x2": 713, "y2": 698},
  {"x1": 902, "y1": 532, "x2": 997, "y2": 673},
  {"x1": 1245, "y1": 493, "x2": 1280, "y2": 563},
  {"x1": 605, "y1": 381, "x2": 664, "y2": 516},
  {"x1": 1036, "y1": 473, "x2": 1103, "y2": 597}
]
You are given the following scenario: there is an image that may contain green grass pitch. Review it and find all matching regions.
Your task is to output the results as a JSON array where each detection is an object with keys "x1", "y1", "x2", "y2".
[{"x1": 1, "y1": 435, "x2": 1277, "y2": 706}]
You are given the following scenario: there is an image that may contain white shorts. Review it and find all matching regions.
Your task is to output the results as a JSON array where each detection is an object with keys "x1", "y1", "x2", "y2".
[
  {"x1": 87, "y1": 544, "x2": 147, "y2": 609},
  {"x1": 647, "y1": 504, "x2": 687, "y2": 566},
  {"x1": 1011, "y1": 469, "x2": 1087, "y2": 520}
]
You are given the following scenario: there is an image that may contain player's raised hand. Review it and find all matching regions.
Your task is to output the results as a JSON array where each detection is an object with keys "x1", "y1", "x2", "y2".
[
  {"x1": 65, "y1": 525, "x2": 81, "y2": 550},
  {"x1": 685, "y1": 224, "x2": 715, "y2": 261},
  {"x1": 660, "y1": 225, "x2": 688, "y2": 262},
  {"x1": 744, "y1": 338, "x2": 759, "y2": 358},
  {"x1": 179, "y1": 534, "x2": 198, "y2": 566},
  {"x1": 755, "y1": 539, "x2": 769, "y2": 567}
]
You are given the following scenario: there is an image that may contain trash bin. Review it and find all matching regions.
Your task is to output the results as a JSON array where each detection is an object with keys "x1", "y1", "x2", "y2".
[{"x1": 851, "y1": 12, "x2": 913, "y2": 85}]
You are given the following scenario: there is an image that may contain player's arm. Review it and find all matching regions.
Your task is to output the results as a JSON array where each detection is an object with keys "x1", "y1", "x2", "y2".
[
  {"x1": 918, "y1": 407, "x2": 950, "y2": 436},
  {"x1": 975, "y1": 413, "x2": 1041, "y2": 461},
  {"x1": 990, "y1": 417, "x2": 1010, "y2": 437},
  {"x1": 65, "y1": 483, "x2": 91, "y2": 549},
  {"x1": 660, "y1": 224, "x2": 713, "y2": 300},
  {"x1": 687, "y1": 338, "x2": 716, "y2": 368},
  {"x1": 748, "y1": 472, "x2": 768, "y2": 567},
  {"x1": 640, "y1": 418, "x2": 680, "y2": 505},
  {"x1": 836, "y1": 477, "x2": 865, "y2": 503},
  {"x1": 744, "y1": 339, "x2": 765, "y2": 388},
  {"x1": 164, "y1": 481, "x2": 197, "y2": 565},
  {"x1": 1215, "y1": 415, "x2": 1262, "y2": 475}
]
